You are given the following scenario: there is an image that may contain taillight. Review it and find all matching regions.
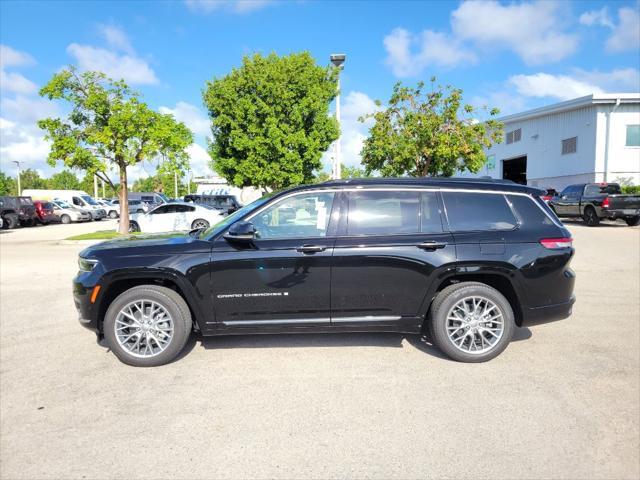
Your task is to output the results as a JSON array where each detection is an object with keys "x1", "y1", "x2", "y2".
[
  {"x1": 540, "y1": 237, "x2": 573, "y2": 249},
  {"x1": 602, "y1": 197, "x2": 610, "y2": 208}
]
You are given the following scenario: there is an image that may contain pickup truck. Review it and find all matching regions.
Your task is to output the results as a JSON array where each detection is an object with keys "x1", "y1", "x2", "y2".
[{"x1": 549, "y1": 183, "x2": 640, "y2": 226}]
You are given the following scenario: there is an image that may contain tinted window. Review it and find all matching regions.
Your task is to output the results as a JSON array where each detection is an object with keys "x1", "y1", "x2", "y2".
[
  {"x1": 442, "y1": 192, "x2": 516, "y2": 231},
  {"x1": 174, "y1": 205, "x2": 195, "y2": 213},
  {"x1": 347, "y1": 191, "x2": 420, "y2": 235},
  {"x1": 252, "y1": 192, "x2": 334, "y2": 239},
  {"x1": 72, "y1": 197, "x2": 83, "y2": 206},
  {"x1": 421, "y1": 192, "x2": 443, "y2": 233},
  {"x1": 507, "y1": 195, "x2": 553, "y2": 226},
  {"x1": 151, "y1": 205, "x2": 172, "y2": 215},
  {"x1": 584, "y1": 184, "x2": 621, "y2": 195}
]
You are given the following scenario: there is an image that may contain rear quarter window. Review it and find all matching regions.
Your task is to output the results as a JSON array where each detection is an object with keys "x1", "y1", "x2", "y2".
[
  {"x1": 442, "y1": 192, "x2": 516, "y2": 232},
  {"x1": 507, "y1": 195, "x2": 554, "y2": 227}
]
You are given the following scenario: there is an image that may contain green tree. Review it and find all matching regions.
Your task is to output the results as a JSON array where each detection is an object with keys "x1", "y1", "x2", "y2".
[
  {"x1": 0, "y1": 171, "x2": 16, "y2": 195},
  {"x1": 342, "y1": 165, "x2": 373, "y2": 179},
  {"x1": 19, "y1": 168, "x2": 48, "y2": 191},
  {"x1": 38, "y1": 67, "x2": 193, "y2": 233},
  {"x1": 360, "y1": 79, "x2": 503, "y2": 177},
  {"x1": 49, "y1": 170, "x2": 81, "y2": 190},
  {"x1": 132, "y1": 173, "x2": 196, "y2": 199},
  {"x1": 203, "y1": 52, "x2": 339, "y2": 192}
]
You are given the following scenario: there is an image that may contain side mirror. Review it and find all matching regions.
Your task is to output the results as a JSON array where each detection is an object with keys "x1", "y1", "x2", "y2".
[{"x1": 224, "y1": 221, "x2": 256, "y2": 243}]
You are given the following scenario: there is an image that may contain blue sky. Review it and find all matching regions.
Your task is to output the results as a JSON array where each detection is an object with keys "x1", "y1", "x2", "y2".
[{"x1": 1, "y1": 0, "x2": 639, "y2": 181}]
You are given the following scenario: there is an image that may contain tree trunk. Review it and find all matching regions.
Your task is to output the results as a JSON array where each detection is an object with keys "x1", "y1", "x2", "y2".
[{"x1": 117, "y1": 165, "x2": 130, "y2": 235}]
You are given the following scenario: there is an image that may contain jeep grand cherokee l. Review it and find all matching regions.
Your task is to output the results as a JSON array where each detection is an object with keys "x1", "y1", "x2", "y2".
[{"x1": 73, "y1": 178, "x2": 576, "y2": 367}]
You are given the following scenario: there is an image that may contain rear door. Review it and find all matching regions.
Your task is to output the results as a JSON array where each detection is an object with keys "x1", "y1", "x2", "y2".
[{"x1": 331, "y1": 189, "x2": 455, "y2": 328}]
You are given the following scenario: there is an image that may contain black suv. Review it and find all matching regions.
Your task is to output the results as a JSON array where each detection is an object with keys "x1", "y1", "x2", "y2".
[{"x1": 73, "y1": 178, "x2": 576, "y2": 367}]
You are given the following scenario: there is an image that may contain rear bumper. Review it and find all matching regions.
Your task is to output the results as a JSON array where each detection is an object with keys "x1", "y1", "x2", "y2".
[
  {"x1": 603, "y1": 208, "x2": 639, "y2": 219},
  {"x1": 521, "y1": 295, "x2": 575, "y2": 327}
]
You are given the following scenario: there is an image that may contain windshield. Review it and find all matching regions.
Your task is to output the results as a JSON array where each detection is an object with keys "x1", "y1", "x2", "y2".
[
  {"x1": 81, "y1": 195, "x2": 99, "y2": 206},
  {"x1": 202, "y1": 196, "x2": 271, "y2": 239},
  {"x1": 156, "y1": 193, "x2": 169, "y2": 203}
]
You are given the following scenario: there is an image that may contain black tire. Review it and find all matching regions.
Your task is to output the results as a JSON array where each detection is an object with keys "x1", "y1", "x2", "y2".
[
  {"x1": 625, "y1": 216, "x2": 640, "y2": 227},
  {"x1": 3, "y1": 214, "x2": 19, "y2": 229},
  {"x1": 21, "y1": 218, "x2": 34, "y2": 227},
  {"x1": 103, "y1": 285, "x2": 192, "y2": 367},
  {"x1": 108, "y1": 210, "x2": 118, "y2": 219},
  {"x1": 430, "y1": 281, "x2": 515, "y2": 363},
  {"x1": 583, "y1": 206, "x2": 600, "y2": 226},
  {"x1": 60, "y1": 214, "x2": 71, "y2": 224},
  {"x1": 191, "y1": 218, "x2": 210, "y2": 230},
  {"x1": 128, "y1": 221, "x2": 140, "y2": 233},
  {"x1": 94, "y1": 217, "x2": 102, "y2": 221}
]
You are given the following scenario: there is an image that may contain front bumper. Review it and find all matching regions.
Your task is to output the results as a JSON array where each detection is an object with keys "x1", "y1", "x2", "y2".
[
  {"x1": 521, "y1": 295, "x2": 576, "y2": 327},
  {"x1": 73, "y1": 278, "x2": 100, "y2": 333},
  {"x1": 90, "y1": 209, "x2": 107, "y2": 219}
]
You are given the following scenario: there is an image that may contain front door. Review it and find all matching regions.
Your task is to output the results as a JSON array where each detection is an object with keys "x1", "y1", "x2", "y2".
[
  {"x1": 331, "y1": 190, "x2": 455, "y2": 328},
  {"x1": 554, "y1": 186, "x2": 581, "y2": 216},
  {"x1": 210, "y1": 191, "x2": 337, "y2": 327}
]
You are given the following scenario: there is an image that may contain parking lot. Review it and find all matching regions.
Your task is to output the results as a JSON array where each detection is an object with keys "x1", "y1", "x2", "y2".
[{"x1": 0, "y1": 220, "x2": 638, "y2": 479}]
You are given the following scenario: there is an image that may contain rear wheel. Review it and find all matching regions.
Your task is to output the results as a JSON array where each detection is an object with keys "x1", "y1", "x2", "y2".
[
  {"x1": 430, "y1": 282, "x2": 515, "y2": 363},
  {"x1": 625, "y1": 216, "x2": 640, "y2": 227},
  {"x1": 103, "y1": 285, "x2": 192, "y2": 367},
  {"x1": 583, "y1": 206, "x2": 600, "y2": 226},
  {"x1": 191, "y1": 218, "x2": 210, "y2": 230},
  {"x1": 3, "y1": 214, "x2": 19, "y2": 229},
  {"x1": 60, "y1": 214, "x2": 71, "y2": 224},
  {"x1": 128, "y1": 221, "x2": 140, "y2": 233}
]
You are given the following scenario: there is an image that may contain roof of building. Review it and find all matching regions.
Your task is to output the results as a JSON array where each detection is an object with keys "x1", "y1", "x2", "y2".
[{"x1": 499, "y1": 93, "x2": 640, "y2": 124}]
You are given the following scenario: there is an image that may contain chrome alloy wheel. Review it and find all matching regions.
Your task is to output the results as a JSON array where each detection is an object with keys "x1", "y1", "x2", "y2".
[
  {"x1": 114, "y1": 300, "x2": 174, "y2": 358},
  {"x1": 446, "y1": 296, "x2": 504, "y2": 354}
]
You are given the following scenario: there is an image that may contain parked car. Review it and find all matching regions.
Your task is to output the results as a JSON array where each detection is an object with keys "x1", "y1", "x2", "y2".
[
  {"x1": 184, "y1": 194, "x2": 242, "y2": 215},
  {"x1": 22, "y1": 189, "x2": 106, "y2": 221},
  {"x1": 105, "y1": 199, "x2": 146, "y2": 219},
  {"x1": 51, "y1": 200, "x2": 92, "y2": 224},
  {"x1": 0, "y1": 197, "x2": 19, "y2": 229},
  {"x1": 74, "y1": 177, "x2": 576, "y2": 367},
  {"x1": 124, "y1": 202, "x2": 224, "y2": 233},
  {"x1": 0, "y1": 196, "x2": 38, "y2": 227},
  {"x1": 33, "y1": 200, "x2": 58, "y2": 225},
  {"x1": 549, "y1": 183, "x2": 640, "y2": 226},
  {"x1": 541, "y1": 188, "x2": 558, "y2": 202},
  {"x1": 128, "y1": 192, "x2": 168, "y2": 211}
]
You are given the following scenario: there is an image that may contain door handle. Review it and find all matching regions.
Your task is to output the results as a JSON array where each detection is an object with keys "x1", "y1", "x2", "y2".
[
  {"x1": 296, "y1": 244, "x2": 326, "y2": 254},
  {"x1": 417, "y1": 241, "x2": 447, "y2": 250}
]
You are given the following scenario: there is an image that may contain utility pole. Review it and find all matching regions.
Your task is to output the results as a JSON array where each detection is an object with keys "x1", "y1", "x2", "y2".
[
  {"x1": 12, "y1": 161, "x2": 22, "y2": 195},
  {"x1": 330, "y1": 54, "x2": 346, "y2": 180},
  {"x1": 101, "y1": 178, "x2": 106, "y2": 198},
  {"x1": 93, "y1": 174, "x2": 98, "y2": 199},
  {"x1": 174, "y1": 171, "x2": 178, "y2": 199}
]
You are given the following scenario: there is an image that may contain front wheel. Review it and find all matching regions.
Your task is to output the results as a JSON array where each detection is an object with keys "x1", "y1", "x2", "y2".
[
  {"x1": 430, "y1": 282, "x2": 515, "y2": 363},
  {"x1": 103, "y1": 285, "x2": 192, "y2": 367},
  {"x1": 128, "y1": 221, "x2": 140, "y2": 233},
  {"x1": 583, "y1": 207, "x2": 600, "y2": 226},
  {"x1": 625, "y1": 216, "x2": 640, "y2": 227},
  {"x1": 191, "y1": 218, "x2": 210, "y2": 230},
  {"x1": 60, "y1": 214, "x2": 71, "y2": 224},
  {"x1": 108, "y1": 210, "x2": 118, "y2": 219}
]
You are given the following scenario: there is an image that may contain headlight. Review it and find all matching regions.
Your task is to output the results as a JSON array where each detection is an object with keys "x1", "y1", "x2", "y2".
[{"x1": 78, "y1": 257, "x2": 98, "y2": 272}]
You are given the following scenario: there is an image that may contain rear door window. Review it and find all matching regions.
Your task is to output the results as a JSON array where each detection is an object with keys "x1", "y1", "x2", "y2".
[
  {"x1": 442, "y1": 192, "x2": 516, "y2": 232},
  {"x1": 347, "y1": 191, "x2": 420, "y2": 235}
]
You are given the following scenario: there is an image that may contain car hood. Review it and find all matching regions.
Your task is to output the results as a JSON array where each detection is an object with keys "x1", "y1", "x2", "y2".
[{"x1": 81, "y1": 232, "x2": 196, "y2": 254}]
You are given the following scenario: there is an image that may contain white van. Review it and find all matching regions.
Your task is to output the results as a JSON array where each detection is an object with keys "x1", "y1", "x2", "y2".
[{"x1": 22, "y1": 189, "x2": 107, "y2": 220}]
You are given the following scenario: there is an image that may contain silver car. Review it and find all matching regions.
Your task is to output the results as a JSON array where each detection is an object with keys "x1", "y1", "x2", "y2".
[{"x1": 51, "y1": 200, "x2": 92, "y2": 223}]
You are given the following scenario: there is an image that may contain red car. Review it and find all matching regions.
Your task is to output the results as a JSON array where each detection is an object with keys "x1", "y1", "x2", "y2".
[{"x1": 33, "y1": 200, "x2": 58, "y2": 225}]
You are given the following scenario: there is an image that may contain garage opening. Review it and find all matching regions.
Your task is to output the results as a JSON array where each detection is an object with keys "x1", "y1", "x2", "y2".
[{"x1": 502, "y1": 156, "x2": 527, "y2": 185}]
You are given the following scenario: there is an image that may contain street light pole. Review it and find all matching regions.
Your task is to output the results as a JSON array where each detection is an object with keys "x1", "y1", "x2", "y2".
[
  {"x1": 330, "y1": 53, "x2": 346, "y2": 180},
  {"x1": 174, "y1": 171, "x2": 178, "y2": 199},
  {"x1": 12, "y1": 161, "x2": 22, "y2": 195}
]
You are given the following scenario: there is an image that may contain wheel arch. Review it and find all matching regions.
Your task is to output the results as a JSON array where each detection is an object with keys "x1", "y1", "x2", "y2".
[
  {"x1": 96, "y1": 271, "x2": 205, "y2": 335},
  {"x1": 424, "y1": 270, "x2": 524, "y2": 327}
]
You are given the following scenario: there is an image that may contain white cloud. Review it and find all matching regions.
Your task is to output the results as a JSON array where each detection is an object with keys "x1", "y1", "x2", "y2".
[
  {"x1": 159, "y1": 102, "x2": 210, "y2": 138},
  {"x1": 67, "y1": 43, "x2": 158, "y2": 85},
  {"x1": 186, "y1": 143, "x2": 212, "y2": 176},
  {"x1": 0, "y1": 45, "x2": 35, "y2": 69},
  {"x1": 451, "y1": 0, "x2": 578, "y2": 65},
  {"x1": 572, "y1": 67, "x2": 640, "y2": 92},
  {"x1": 606, "y1": 6, "x2": 640, "y2": 52},
  {"x1": 579, "y1": 6, "x2": 614, "y2": 29},
  {"x1": 509, "y1": 73, "x2": 604, "y2": 101},
  {"x1": 384, "y1": 28, "x2": 476, "y2": 77},
  {"x1": 97, "y1": 24, "x2": 134, "y2": 54},
  {"x1": 0, "y1": 70, "x2": 37, "y2": 94},
  {"x1": 184, "y1": 0, "x2": 274, "y2": 14}
]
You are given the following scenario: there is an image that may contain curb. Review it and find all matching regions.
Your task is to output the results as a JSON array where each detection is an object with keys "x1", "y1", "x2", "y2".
[{"x1": 57, "y1": 239, "x2": 106, "y2": 246}]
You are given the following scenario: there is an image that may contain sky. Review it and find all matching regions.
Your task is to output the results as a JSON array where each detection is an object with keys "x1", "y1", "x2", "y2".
[{"x1": 1, "y1": 0, "x2": 639, "y2": 182}]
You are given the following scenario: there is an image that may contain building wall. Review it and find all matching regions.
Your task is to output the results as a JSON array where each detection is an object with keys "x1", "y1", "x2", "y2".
[{"x1": 595, "y1": 104, "x2": 640, "y2": 185}]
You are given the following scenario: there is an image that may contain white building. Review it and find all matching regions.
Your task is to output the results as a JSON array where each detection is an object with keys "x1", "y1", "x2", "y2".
[{"x1": 470, "y1": 94, "x2": 640, "y2": 190}]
